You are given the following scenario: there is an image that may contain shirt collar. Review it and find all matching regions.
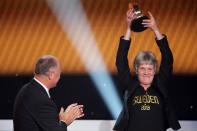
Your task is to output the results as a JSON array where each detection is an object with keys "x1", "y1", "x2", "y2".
[{"x1": 33, "y1": 77, "x2": 51, "y2": 98}]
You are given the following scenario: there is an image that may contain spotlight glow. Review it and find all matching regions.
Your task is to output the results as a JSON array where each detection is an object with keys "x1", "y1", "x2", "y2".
[{"x1": 47, "y1": 0, "x2": 122, "y2": 118}]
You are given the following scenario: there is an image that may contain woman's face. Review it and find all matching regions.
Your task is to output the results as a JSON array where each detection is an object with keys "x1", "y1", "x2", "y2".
[{"x1": 136, "y1": 63, "x2": 155, "y2": 87}]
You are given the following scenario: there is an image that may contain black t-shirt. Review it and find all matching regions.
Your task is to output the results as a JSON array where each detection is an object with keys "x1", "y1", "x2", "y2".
[{"x1": 127, "y1": 85, "x2": 165, "y2": 131}]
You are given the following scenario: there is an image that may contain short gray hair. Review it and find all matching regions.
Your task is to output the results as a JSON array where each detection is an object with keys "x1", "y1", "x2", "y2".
[
  {"x1": 35, "y1": 55, "x2": 58, "y2": 75},
  {"x1": 134, "y1": 51, "x2": 158, "y2": 72}
]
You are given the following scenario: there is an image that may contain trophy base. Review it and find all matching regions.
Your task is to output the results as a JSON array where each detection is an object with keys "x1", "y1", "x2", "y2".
[{"x1": 130, "y1": 15, "x2": 149, "y2": 32}]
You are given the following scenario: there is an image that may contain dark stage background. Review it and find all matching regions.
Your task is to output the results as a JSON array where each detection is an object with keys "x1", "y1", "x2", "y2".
[{"x1": 1, "y1": 74, "x2": 197, "y2": 120}]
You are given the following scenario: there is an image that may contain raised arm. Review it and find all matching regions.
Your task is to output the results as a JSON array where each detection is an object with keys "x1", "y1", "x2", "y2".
[
  {"x1": 116, "y1": 37, "x2": 132, "y2": 90},
  {"x1": 116, "y1": 9, "x2": 137, "y2": 91},
  {"x1": 157, "y1": 36, "x2": 173, "y2": 84},
  {"x1": 142, "y1": 12, "x2": 173, "y2": 83}
]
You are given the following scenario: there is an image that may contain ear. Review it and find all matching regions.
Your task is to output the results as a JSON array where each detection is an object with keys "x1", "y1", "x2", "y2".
[
  {"x1": 135, "y1": 68, "x2": 138, "y2": 74},
  {"x1": 47, "y1": 71, "x2": 53, "y2": 80},
  {"x1": 154, "y1": 67, "x2": 157, "y2": 74}
]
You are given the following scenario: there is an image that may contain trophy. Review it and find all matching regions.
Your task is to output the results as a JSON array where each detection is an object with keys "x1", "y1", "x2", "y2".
[{"x1": 129, "y1": 1, "x2": 148, "y2": 32}]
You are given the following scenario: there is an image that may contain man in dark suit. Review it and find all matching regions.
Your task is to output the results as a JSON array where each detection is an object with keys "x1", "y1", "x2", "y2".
[{"x1": 13, "y1": 55, "x2": 84, "y2": 131}]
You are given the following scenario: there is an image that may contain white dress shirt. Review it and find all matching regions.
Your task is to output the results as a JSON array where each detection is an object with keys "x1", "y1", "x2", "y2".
[{"x1": 34, "y1": 77, "x2": 51, "y2": 98}]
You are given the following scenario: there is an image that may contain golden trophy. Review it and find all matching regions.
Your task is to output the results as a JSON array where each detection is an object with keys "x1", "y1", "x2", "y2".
[{"x1": 129, "y1": 1, "x2": 148, "y2": 32}]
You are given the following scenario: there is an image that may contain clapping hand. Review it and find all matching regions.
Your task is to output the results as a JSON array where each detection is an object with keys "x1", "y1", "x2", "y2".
[{"x1": 59, "y1": 103, "x2": 84, "y2": 125}]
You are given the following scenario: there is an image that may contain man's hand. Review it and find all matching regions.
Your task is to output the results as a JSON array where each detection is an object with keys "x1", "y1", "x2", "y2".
[{"x1": 59, "y1": 103, "x2": 84, "y2": 126}]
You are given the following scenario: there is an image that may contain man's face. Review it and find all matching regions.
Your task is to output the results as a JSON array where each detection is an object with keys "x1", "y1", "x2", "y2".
[
  {"x1": 48, "y1": 62, "x2": 61, "y2": 88},
  {"x1": 136, "y1": 63, "x2": 155, "y2": 87}
]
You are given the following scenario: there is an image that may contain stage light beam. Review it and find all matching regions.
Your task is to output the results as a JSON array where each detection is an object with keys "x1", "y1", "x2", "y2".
[{"x1": 47, "y1": 0, "x2": 122, "y2": 118}]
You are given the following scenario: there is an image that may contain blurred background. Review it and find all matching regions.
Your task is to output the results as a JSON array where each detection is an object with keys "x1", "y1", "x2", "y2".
[{"x1": 0, "y1": 0, "x2": 197, "y2": 123}]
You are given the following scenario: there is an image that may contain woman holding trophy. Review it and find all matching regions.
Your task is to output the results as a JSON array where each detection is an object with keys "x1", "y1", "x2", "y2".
[{"x1": 113, "y1": 6, "x2": 181, "y2": 131}]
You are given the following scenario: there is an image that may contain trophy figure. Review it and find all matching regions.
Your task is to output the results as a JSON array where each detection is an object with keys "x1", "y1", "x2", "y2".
[{"x1": 129, "y1": 1, "x2": 148, "y2": 32}]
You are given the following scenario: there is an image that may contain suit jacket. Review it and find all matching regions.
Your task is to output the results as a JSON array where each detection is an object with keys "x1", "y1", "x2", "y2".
[
  {"x1": 113, "y1": 36, "x2": 181, "y2": 131},
  {"x1": 13, "y1": 79, "x2": 67, "y2": 131}
]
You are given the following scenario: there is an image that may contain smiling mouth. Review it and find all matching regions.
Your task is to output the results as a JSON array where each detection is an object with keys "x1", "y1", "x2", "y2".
[{"x1": 143, "y1": 76, "x2": 151, "y2": 78}]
